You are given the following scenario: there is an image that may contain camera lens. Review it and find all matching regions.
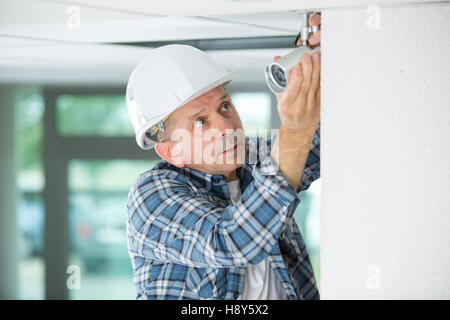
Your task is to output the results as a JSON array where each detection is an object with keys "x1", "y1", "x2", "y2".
[{"x1": 271, "y1": 64, "x2": 286, "y2": 87}]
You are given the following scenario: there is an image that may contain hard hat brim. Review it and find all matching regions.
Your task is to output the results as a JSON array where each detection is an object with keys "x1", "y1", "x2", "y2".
[{"x1": 136, "y1": 69, "x2": 240, "y2": 150}]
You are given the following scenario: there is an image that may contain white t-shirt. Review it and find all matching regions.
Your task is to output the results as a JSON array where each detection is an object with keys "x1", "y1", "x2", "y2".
[{"x1": 226, "y1": 179, "x2": 288, "y2": 300}]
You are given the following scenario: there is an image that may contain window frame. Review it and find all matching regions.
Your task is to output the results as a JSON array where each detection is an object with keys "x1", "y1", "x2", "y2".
[
  {"x1": 42, "y1": 84, "x2": 278, "y2": 299},
  {"x1": 43, "y1": 86, "x2": 157, "y2": 299}
]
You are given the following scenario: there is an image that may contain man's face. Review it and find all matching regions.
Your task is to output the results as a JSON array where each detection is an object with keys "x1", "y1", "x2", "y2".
[{"x1": 158, "y1": 86, "x2": 246, "y2": 179}]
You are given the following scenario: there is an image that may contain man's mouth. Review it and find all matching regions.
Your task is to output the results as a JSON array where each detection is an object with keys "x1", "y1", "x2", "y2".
[{"x1": 223, "y1": 143, "x2": 238, "y2": 154}]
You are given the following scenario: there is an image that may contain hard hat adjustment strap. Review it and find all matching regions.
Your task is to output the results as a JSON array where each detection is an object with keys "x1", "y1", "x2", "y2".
[{"x1": 147, "y1": 115, "x2": 170, "y2": 138}]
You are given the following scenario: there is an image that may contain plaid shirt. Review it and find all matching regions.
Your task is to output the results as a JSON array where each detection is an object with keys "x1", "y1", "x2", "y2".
[{"x1": 126, "y1": 123, "x2": 320, "y2": 300}]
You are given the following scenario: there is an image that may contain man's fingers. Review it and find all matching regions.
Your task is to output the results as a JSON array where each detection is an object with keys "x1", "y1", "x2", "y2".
[
  {"x1": 300, "y1": 53, "x2": 313, "y2": 92},
  {"x1": 308, "y1": 13, "x2": 321, "y2": 46},
  {"x1": 316, "y1": 86, "x2": 321, "y2": 108},
  {"x1": 292, "y1": 53, "x2": 313, "y2": 110},
  {"x1": 306, "y1": 52, "x2": 321, "y2": 111},
  {"x1": 273, "y1": 55, "x2": 303, "y2": 105},
  {"x1": 282, "y1": 62, "x2": 303, "y2": 105},
  {"x1": 310, "y1": 52, "x2": 320, "y2": 91},
  {"x1": 309, "y1": 30, "x2": 321, "y2": 46},
  {"x1": 296, "y1": 14, "x2": 321, "y2": 46},
  {"x1": 309, "y1": 13, "x2": 321, "y2": 26}
]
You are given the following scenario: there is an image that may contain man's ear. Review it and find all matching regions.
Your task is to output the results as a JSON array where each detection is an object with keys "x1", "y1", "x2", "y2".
[{"x1": 155, "y1": 141, "x2": 185, "y2": 168}]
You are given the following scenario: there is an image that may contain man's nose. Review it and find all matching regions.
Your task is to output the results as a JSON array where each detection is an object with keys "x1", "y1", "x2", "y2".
[{"x1": 215, "y1": 115, "x2": 235, "y2": 135}]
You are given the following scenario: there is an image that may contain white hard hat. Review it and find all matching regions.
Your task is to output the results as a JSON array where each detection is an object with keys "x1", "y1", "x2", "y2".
[{"x1": 126, "y1": 44, "x2": 239, "y2": 150}]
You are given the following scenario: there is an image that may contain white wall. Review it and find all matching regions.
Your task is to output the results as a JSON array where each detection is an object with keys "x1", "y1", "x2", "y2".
[{"x1": 321, "y1": 3, "x2": 450, "y2": 299}]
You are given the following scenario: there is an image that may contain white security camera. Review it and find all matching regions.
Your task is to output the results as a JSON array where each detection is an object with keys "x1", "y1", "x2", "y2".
[{"x1": 265, "y1": 45, "x2": 320, "y2": 95}]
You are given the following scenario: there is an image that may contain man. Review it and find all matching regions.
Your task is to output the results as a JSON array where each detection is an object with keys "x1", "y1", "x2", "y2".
[{"x1": 126, "y1": 15, "x2": 321, "y2": 300}]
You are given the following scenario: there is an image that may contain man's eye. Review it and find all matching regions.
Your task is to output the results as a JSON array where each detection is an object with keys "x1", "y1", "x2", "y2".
[
  {"x1": 221, "y1": 103, "x2": 231, "y2": 111},
  {"x1": 194, "y1": 118, "x2": 205, "y2": 128}
]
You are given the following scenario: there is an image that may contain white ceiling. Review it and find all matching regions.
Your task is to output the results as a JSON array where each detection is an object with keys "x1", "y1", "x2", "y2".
[
  {"x1": 21, "y1": 0, "x2": 441, "y2": 16},
  {"x1": 0, "y1": 0, "x2": 441, "y2": 85}
]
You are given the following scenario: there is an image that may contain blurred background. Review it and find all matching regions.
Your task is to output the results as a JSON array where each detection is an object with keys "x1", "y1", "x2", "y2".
[{"x1": 0, "y1": 0, "x2": 320, "y2": 300}]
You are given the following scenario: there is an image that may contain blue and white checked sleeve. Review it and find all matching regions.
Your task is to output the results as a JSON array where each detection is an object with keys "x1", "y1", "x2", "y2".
[
  {"x1": 298, "y1": 122, "x2": 320, "y2": 192},
  {"x1": 126, "y1": 155, "x2": 300, "y2": 269},
  {"x1": 265, "y1": 122, "x2": 320, "y2": 193}
]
